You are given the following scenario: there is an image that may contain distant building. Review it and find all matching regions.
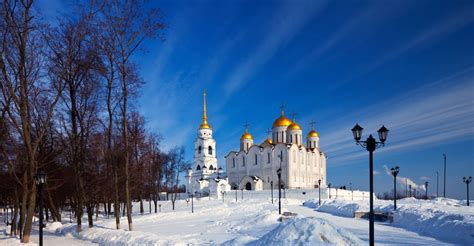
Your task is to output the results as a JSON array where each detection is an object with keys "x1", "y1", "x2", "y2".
[{"x1": 225, "y1": 109, "x2": 327, "y2": 190}]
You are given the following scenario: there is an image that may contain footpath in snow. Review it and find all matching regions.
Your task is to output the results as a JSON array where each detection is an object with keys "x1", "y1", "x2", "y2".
[{"x1": 303, "y1": 197, "x2": 474, "y2": 245}]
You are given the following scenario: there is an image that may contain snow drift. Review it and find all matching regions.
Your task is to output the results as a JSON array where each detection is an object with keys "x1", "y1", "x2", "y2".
[
  {"x1": 249, "y1": 217, "x2": 363, "y2": 245},
  {"x1": 303, "y1": 197, "x2": 474, "y2": 245}
]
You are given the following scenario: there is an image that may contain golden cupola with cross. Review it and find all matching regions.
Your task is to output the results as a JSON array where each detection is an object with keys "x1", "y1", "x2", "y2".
[{"x1": 199, "y1": 90, "x2": 212, "y2": 130}]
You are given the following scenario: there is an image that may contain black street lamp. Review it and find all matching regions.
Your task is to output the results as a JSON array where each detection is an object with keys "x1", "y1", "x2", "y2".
[
  {"x1": 424, "y1": 181, "x2": 429, "y2": 199},
  {"x1": 271, "y1": 181, "x2": 274, "y2": 204},
  {"x1": 463, "y1": 177, "x2": 472, "y2": 206},
  {"x1": 390, "y1": 166, "x2": 400, "y2": 210},
  {"x1": 235, "y1": 186, "x2": 238, "y2": 202},
  {"x1": 350, "y1": 182, "x2": 353, "y2": 201},
  {"x1": 35, "y1": 169, "x2": 47, "y2": 246},
  {"x1": 328, "y1": 183, "x2": 331, "y2": 199},
  {"x1": 217, "y1": 167, "x2": 223, "y2": 179},
  {"x1": 241, "y1": 188, "x2": 243, "y2": 200},
  {"x1": 277, "y1": 153, "x2": 283, "y2": 215},
  {"x1": 352, "y1": 124, "x2": 389, "y2": 246},
  {"x1": 187, "y1": 192, "x2": 194, "y2": 213},
  {"x1": 443, "y1": 154, "x2": 447, "y2": 198},
  {"x1": 436, "y1": 171, "x2": 439, "y2": 197},
  {"x1": 318, "y1": 179, "x2": 322, "y2": 206}
]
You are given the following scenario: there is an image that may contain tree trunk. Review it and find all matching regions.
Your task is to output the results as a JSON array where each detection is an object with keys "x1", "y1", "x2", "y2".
[
  {"x1": 139, "y1": 195, "x2": 144, "y2": 214},
  {"x1": 22, "y1": 182, "x2": 37, "y2": 243},
  {"x1": 18, "y1": 174, "x2": 28, "y2": 239},
  {"x1": 10, "y1": 188, "x2": 19, "y2": 235},
  {"x1": 46, "y1": 189, "x2": 61, "y2": 222},
  {"x1": 87, "y1": 203, "x2": 93, "y2": 228}
]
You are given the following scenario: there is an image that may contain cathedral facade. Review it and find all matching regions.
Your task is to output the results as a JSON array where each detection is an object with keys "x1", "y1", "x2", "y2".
[{"x1": 225, "y1": 111, "x2": 327, "y2": 190}]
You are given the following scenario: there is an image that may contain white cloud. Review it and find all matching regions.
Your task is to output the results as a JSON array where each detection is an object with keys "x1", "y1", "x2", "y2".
[{"x1": 323, "y1": 68, "x2": 474, "y2": 166}]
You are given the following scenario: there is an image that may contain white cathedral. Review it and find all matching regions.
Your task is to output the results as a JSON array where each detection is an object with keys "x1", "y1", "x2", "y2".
[
  {"x1": 225, "y1": 110, "x2": 327, "y2": 191},
  {"x1": 186, "y1": 90, "x2": 327, "y2": 196}
]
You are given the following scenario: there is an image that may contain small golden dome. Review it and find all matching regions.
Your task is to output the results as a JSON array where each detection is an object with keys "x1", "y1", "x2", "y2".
[
  {"x1": 241, "y1": 127, "x2": 253, "y2": 140},
  {"x1": 287, "y1": 121, "x2": 302, "y2": 131},
  {"x1": 272, "y1": 112, "x2": 292, "y2": 128},
  {"x1": 262, "y1": 137, "x2": 273, "y2": 145},
  {"x1": 307, "y1": 129, "x2": 319, "y2": 138},
  {"x1": 241, "y1": 132, "x2": 253, "y2": 140},
  {"x1": 199, "y1": 122, "x2": 212, "y2": 129}
]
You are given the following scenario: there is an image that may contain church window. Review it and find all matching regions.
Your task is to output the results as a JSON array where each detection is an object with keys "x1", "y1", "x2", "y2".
[
  {"x1": 232, "y1": 158, "x2": 235, "y2": 168},
  {"x1": 196, "y1": 165, "x2": 201, "y2": 170},
  {"x1": 209, "y1": 165, "x2": 214, "y2": 170},
  {"x1": 290, "y1": 135, "x2": 292, "y2": 143},
  {"x1": 255, "y1": 154, "x2": 258, "y2": 165},
  {"x1": 281, "y1": 132, "x2": 283, "y2": 142},
  {"x1": 267, "y1": 152, "x2": 270, "y2": 163},
  {"x1": 243, "y1": 156, "x2": 246, "y2": 166},
  {"x1": 198, "y1": 146, "x2": 202, "y2": 154},
  {"x1": 208, "y1": 146, "x2": 213, "y2": 155},
  {"x1": 247, "y1": 143, "x2": 249, "y2": 150}
]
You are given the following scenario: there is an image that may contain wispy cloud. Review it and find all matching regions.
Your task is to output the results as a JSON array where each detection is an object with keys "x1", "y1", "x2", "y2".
[
  {"x1": 222, "y1": 1, "x2": 327, "y2": 97},
  {"x1": 329, "y1": 8, "x2": 474, "y2": 90},
  {"x1": 323, "y1": 68, "x2": 474, "y2": 166}
]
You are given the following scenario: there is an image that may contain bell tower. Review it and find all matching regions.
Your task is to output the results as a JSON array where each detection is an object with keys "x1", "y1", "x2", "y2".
[{"x1": 194, "y1": 90, "x2": 217, "y2": 177}]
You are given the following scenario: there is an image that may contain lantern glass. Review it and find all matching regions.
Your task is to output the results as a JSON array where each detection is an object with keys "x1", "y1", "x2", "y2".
[
  {"x1": 217, "y1": 167, "x2": 223, "y2": 174},
  {"x1": 351, "y1": 124, "x2": 363, "y2": 142},
  {"x1": 377, "y1": 125, "x2": 389, "y2": 143},
  {"x1": 35, "y1": 170, "x2": 46, "y2": 185},
  {"x1": 202, "y1": 166, "x2": 207, "y2": 172},
  {"x1": 187, "y1": 167, "x2": 192, "y2": 176}
]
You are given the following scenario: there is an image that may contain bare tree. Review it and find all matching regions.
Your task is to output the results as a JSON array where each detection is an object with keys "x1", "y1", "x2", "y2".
[
  {"x1": 0, "y1": 0, "x2": 64, "y2": 242},
  {"x1": 99, "y1": 0, "x2": 165, "y2": 231},
  {"x1": 167, "y1": 147, "x2": 189, "y2": 210}
]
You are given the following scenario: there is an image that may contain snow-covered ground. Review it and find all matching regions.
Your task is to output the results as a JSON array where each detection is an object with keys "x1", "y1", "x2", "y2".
[
  {"x1": 1, "y1": 196, "x2": 471, "y2": 245},
  {"x1": 303, "y1": 197, "x2": 474, "y2": 245}
]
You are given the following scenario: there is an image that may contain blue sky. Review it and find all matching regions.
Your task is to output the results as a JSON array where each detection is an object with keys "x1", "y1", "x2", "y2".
[{"x1": 38, "y1": 0, "x2": 474, "y2": 199}]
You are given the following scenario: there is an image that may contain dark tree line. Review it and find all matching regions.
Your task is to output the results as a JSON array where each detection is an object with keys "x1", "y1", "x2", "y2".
[{"x1": 0, "y1": 0, "x2": 190, "y2": 243}]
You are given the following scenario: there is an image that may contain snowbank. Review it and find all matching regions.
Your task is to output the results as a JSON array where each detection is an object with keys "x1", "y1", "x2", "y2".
[
  {"x1": 55, "y1": 224, "x2": 171, "y2": 245},
  {"x1": 303, "y1": 197, "x2": 474, "y2": 245},
  {"x1": 249, "y1": 217, "x2": 363, "y2": 245}
]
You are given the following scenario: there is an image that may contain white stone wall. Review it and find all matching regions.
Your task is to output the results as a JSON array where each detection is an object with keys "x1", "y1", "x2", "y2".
[{"x1": 225, "y1": 142, "x2": 326, "y2": 190}]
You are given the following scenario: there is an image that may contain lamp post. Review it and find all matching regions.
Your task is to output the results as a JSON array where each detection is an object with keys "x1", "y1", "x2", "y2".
[
  {"x1": 186, "y1": 168, "x2": 193, "y2": 194},
  {"x1": 424, "y1": 181, "x2": 429, "y2": 199},
  {"x1": 352, "y1": 124, "x2": 389, "y2": 246},
  {"x1": 277, "y1": 153, "x2": 283, "y2": 215},
  {"x1": 436, "y1": 171, "x2": 439, "y2": 197},
  {"x1": 350, "y1": 182, "x2": 353, "y2": 201},
  {"x1": 443, "y1": 154, "x2": 446, "y2": 198},
  {"x1": 318, "y1": 179, "x2": 322, "y2": 206},
  {"x1": 271, "y1": 181, "x2": 274, "y2": 204},
  {"x1": 235, "y1": 186, "x2": 238, "y2": 202},
  {"x1": 241, "y1": 188, "x2": 243, "y2": 200},
  {"x1": 409, "y1": 184, "x2": 412, "y2": 197},
  {"x1": 390, "y1": 166, "x2": 400, "y2": 210},
  {"x1": 217, "y1": 167, "x2": 223, "y2": 179},
  {"x1": 463, "y1": 177, "x2": 471, "y2": 206},
  {"x1": 35, "y1": 170, "x2": 47, "y2": 246},
  {"x1": 188, "y1": 192, "x2": 194, "y2": 213},
  {"x1": 328, "y1": 183, "x2": 331, "y2": 199}
]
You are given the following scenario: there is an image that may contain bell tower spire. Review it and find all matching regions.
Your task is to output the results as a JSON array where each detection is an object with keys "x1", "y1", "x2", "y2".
[{"x1": 199, "y1": 89, "x2": 211, "y2": 129}]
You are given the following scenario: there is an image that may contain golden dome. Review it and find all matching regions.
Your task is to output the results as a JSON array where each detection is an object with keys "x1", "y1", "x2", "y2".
[
  {"x1": 307, "y1": 129, "x2": 319, "y2": 138},
  {"x1": 272, "y1": 112, "x2": 292, "y2": 128},
  {"x1": 199, "y1": 122, "x2": 212, "y2": 129},
  {"x1": 262, "y1": 137, "x2": 273, "y2": 145},
  {"x1": 287, "y1": 121, "x2": 302, "y2": 131},
  {"x1": 241, "y1": 131, "x2": 253, "y2": 140}
]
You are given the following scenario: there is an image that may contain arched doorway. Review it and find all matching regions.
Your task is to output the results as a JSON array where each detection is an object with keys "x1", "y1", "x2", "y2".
[{"x1": 245, "y1": 182, "x2": 252, "y2": 190}]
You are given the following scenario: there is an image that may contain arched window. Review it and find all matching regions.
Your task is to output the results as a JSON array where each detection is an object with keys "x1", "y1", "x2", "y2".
[
  {"x1": 243, "y1": 156, "x2": 246, "y2": 166},
  {"x1": 232, "y1": 158, "x2": 236, "y2": 168},
  {"x1": 267, "y1": 153, "x2": 271, "y2": 163},
  {"x1": 208, "y1": 146, "x2": 213, "y2": 155},
  {"x1": 255, "y1": 154, "x2": 258, "y2": 165},
  {"x1": 196, "y1": 165, "x2": 201, "y2": 170},
  {"x1": 198, "y1": 146, "x2": 202, "y2": 154},
  {"x1": 209, "y1": 165, "x2": 214, "y2": 170}
]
